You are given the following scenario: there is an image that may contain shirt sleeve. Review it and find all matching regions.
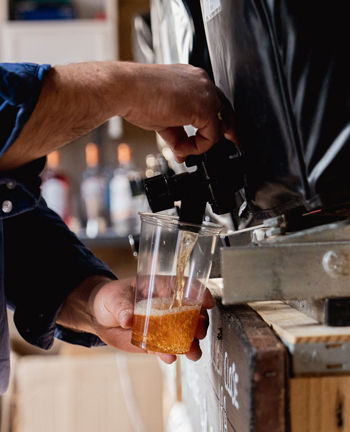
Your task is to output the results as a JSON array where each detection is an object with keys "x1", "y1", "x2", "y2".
[
  {"x1": 3, "y1": 197, "x2": 117, "y2": 349},
  {"x1": 0, "y1": 157, "x2": 46, "y2": 219},
  {"x1": 0, "y1": 62, "x2": 51, "y2": 156}
]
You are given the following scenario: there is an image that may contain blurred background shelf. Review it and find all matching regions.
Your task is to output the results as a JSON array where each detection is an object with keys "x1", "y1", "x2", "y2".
[
  {"x1": 78, "y1": 228, "x2": 133, "y2": 249},
  {"x1": 0, "y1": 0, "x2": 118, "y2": 63}
]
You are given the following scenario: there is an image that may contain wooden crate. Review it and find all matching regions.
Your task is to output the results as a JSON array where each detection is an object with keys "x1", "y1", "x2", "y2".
[
  {"x1": 181, "y1": 279, "x2": 350, "y2": 432},
  {"x1": 181, "y1": 295, "x2": 287, "y2": 432},
  {"x1": 251, "y1": 301, "x2": 350, "y2": 432}
]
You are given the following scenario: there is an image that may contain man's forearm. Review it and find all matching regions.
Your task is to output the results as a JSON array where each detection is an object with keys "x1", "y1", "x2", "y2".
[
  {"x1": 0, "y1": 61, "x2": 137, "y2": 170},
  {"x1": 0, "y1": 61, "x2": 236, "y2": 170}
]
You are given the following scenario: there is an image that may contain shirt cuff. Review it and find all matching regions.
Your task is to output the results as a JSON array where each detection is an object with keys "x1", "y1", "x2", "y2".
[
  {"x1": 0, "y1": 158, "x2": 46, "y2": 219},
  {"x1": 54, "y1": 325, "x2": 106, "y2": 348},
  {"x1": 13, "y1": 268, "x2": 117, "y2": 350}
]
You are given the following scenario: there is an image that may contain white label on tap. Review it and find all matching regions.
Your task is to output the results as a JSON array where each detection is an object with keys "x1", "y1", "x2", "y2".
[{"x1": 203, "y1": 0, "x2": 221, "y2": 22}]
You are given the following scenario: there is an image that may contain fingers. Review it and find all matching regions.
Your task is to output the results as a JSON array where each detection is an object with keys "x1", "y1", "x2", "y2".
[
  {"x1": 154, "y1": 352, "x2": 177, "y2": 364},
  {"x1": 218, "y1": 103, "x2": 239, "y2": 146},
  {"x1": 157, "y1": 132, "x2": 215, "y2": 165},
  {"x1": 153, "y1": 340, "x2": 203, "y2": 363},
  {"x1": 158, "y1": 108, "x2": 238, "y2": 164},
  {"x1": 155, "y1": 77, "x2": 238, "y2": 163},
  {"x1": 185, "y1": 290, "x2": 216, "y2": 362},
  {"x1": 202, "y1": 287, "x2": 216, "y2": 309},
  {"x1": 146, "y1": 349, "x2": 177, "y2": 365},
  {"x1": 186, "y1": 338, "x2": 202, "y2": 362},
  {"x1": 194, "y1": 288, "x2": 215, "y2": 341},
  {"x1": 224, "y1": 110, "x2": 239, "y2": 146},
  {"x1": 194, "y1": 308, "x2": 209, "y2": 340},
  {"x1": 95, "y1": 325, "x2": 147, "y2": 354},
  {"x1": 157, "y1": 127, "x2": 194, "y2": 164},
  {"x1": 158, "y1": 125, "x2": 223, "y2": 164}
]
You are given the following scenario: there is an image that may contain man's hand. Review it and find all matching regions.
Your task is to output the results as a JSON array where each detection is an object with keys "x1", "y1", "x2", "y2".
[
  {"x1": 57, "y1": 275, "x2": 216, "y2": 364},
  {"x1": 125, "y1": 63, "x2": 238, "y2": 163}
]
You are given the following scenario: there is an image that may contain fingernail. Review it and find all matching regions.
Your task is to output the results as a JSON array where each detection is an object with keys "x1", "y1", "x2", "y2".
[{"x1": 119, "y1": 310, "x2": 132, "y2": 325}]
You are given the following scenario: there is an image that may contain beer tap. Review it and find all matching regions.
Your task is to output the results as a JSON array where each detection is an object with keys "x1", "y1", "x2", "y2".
[{"x1": 143, "y1": 138, "x2": 246, "y2": 225}]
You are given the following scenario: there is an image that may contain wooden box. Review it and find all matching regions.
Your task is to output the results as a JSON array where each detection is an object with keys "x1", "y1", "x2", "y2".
[{"x1": 181, "y1": 297, "x2": 287, "y2": 432}]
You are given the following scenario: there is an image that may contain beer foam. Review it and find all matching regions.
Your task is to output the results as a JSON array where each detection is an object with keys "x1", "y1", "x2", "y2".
[{"x1": 134, "y1": 297, "x2": 200, "y2": 316}]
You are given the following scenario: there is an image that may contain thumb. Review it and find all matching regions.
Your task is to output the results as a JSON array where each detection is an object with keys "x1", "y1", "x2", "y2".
[
  {"x1": 118, "y1": 309, "x2": 134, "y2": 329},
  {"x1": 92, "y1": 278, "x2": 136, "y2": 329}
]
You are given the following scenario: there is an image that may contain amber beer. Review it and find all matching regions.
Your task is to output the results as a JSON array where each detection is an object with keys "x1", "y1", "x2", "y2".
[
  {"x1": 131, "y1": 297, "x2": 201, "y2": 354},
  {"x1": 132, "y1": 212, "x2": 222, "y2": 354}
]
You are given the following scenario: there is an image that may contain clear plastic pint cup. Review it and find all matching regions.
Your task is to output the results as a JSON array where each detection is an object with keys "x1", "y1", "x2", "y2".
[{"x1": 131, "y1": 212, "x2": 223, "y2": 355}]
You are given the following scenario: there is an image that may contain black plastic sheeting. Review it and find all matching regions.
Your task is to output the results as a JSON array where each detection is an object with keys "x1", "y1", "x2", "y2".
[
  {"x1": 134, "y1": 0, "x2": 350, "y2": 221},
  {"x1": 201, "y1": 0, "x2": 350, "y2": 219}
]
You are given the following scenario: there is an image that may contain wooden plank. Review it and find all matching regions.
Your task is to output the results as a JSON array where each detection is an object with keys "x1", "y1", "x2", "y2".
[
  {"x1": 249, "y1": 301, "x2": 350, "y2": 344},
  {"x1": 286, "y1": 297, "x2": 350, "y2": 327},
  {"x1": 181, "y1": 295, "x2": 287, "y2": 432},
  {"x1": 290, "y1": 375, "x2": 350, "y2": 432}
]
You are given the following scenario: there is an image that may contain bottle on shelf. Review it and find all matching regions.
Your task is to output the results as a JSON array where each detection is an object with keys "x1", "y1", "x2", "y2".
[
  {"x1": 144, "y1": 152, "x2": 175, "y2": 179},
  {"x1": 41, "y1": 150, "x2": 71, "y2": 225},
  {"x1": 109, "y1": 143, "x2": 147, "y2": 236},
  {"x1": 80, "y1": 142, "x2": 109, "y2": 238},
  {"x1": 144, "y1": 153, "x2": 159, "y2": 179}
]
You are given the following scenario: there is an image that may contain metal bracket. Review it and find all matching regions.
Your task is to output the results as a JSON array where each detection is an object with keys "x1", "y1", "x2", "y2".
[
  {"x1": 221, "y1": 241, "x2": 350, "y2": 304},
  {"x1": 221, "y1": 219, "x2": 350, "y2": 305},
  {"x1": 283, "y1": 339, "x2": 350, "y2": 374}
]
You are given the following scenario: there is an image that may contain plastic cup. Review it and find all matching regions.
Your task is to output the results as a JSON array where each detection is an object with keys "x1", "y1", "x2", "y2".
[{"x1": 131, "y1": 212, "x2": 223, "y2": 355}]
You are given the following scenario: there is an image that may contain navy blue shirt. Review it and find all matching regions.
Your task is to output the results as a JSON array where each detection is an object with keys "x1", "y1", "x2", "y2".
[{"x1": 0, "y1": 63, "x2": 117, "y2": 394}]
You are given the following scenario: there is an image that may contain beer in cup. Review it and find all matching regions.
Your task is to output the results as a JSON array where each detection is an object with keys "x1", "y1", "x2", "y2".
[{"x1": 131, "y1": 212, "x2": 222, "y2": 355}]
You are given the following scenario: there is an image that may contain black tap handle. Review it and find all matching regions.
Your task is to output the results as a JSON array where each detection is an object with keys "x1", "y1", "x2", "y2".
[
  {"x1": 143, "y1": 138, "x2": 245, "y2": 221},
  {"x1": 179, "y1": 194, "x2": 207, "y2": 227}
]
